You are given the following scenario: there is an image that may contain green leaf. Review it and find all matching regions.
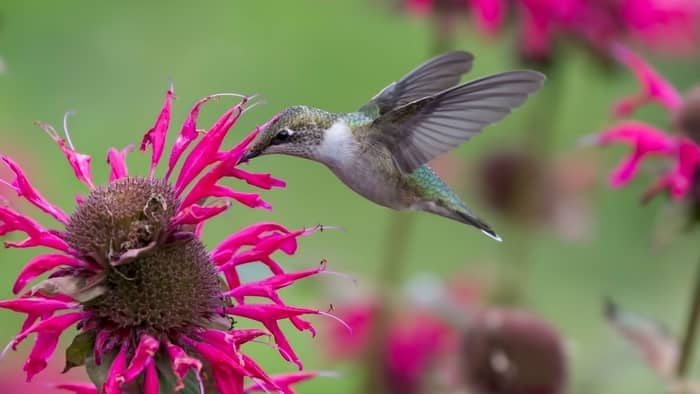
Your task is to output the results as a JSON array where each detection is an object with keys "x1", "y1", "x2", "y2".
[
  {"x1": 64, "y1": 331, "x2": 96, "y2": 373},
  {"x1": 85, "y1": 347, "x2": 117, "y2": 391}
]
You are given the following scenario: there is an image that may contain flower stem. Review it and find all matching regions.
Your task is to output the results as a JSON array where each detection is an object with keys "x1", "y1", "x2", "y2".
[
  {"x1": 363, "y1": 212, "x2": 414, "y2": 393},
  {"x1": 677, "y1": 255, "x2": 700, "y2": 378}
]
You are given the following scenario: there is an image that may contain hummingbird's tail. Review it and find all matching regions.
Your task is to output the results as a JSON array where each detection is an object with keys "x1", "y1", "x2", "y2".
[{"x1": 454, "y1": 210, "x2": 502, "y2": 242}]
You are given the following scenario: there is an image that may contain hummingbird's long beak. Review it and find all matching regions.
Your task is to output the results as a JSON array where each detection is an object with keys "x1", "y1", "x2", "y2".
[{"x1": 240, "y1": 150, "x2": 260, "y2": 164}]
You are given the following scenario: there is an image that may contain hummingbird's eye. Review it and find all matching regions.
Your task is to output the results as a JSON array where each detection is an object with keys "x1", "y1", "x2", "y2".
[{"x1": 271, "y1": 128, "x2": 293, "y2": 145}]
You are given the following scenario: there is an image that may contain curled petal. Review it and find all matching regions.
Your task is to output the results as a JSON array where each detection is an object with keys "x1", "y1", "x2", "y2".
[
  {"x1": 13, "y1": 254, "x2": 90, "y2": 294},
  {"x1": 24, "y1": 330, "x2": 59, "y2": 381},
  {"x1": 141, "y1": 87, "x2": 173, "y2": 178},
  {"x1": 106, "y1": 145, "x2": 134, "y2": 182},
  {"x1": 164, "y1": 341, "x2": 202, "y2": 391},
  {"x1": 0, "y1": 206, "x2": 69, "y2": 251},
  {"x1": 120, "y1": 334, "x2": 159, "y2": 383},
  {"x1": 103, "y1": 342, "x2": 128, "y2": 394},
  {"x1": 35, "y1": 122, "x2": 94, "y2": 189},
  {"x1": 0, "y1": 155, "x2": 69, "y2": 224},
  {"x1": 611, "y1": 44, "x2": 683, "y2": 116}
]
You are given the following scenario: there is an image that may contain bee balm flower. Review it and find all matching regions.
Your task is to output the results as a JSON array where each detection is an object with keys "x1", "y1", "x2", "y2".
[{"x1": 0, "y1": 87, "x2": 334, "y2": 393}]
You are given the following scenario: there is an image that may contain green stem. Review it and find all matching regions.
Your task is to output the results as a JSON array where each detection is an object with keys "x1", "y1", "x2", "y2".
[
  {"x1": 676, "y1": 255, "x2": 700, "y2": 378},
  {"x1": 362, "y1": 212, "x2": 414, "y2": 393}
]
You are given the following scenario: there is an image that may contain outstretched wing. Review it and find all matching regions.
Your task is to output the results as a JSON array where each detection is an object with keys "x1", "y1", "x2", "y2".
[
  {"x1": 371, "y1": 70, "x2": 545, "y2": 174},
  {"x1": 358, "y1": 51, "x2": 474, "y2": 118}
]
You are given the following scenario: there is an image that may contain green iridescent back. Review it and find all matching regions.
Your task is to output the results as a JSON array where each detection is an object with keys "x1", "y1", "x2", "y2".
[{"x1": 408, "y1": 165, "x2": 467, "y2": 210}]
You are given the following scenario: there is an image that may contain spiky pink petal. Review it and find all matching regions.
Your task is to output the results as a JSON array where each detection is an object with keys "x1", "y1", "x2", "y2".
[
  {"x1": 119, "y1": 334, "x2": 159, "y2": 383},
  {"x1": 228, "y1": 168, "x2": 286, "y2": 190},
  {"x1": 54, "y1": 382, "x2": 99, "y2": 394},
  {"x1": 212, "y1": 223, "x2": 290, "y2": 258},
  {"x1": 226, "y1": 304, "x2": 321, "y2": 369},
  {"x1": 140, "y1": 87, "x2": 174, "y2": 178},
  {"x1": 182, "y1": 338, "x2": 272, "y2": 394},
  {"x1": 217, "y1": 227, "x2": 322, "y2": 275},
  {"x1": 0, "y1": 298, "x2": 76, "y2": 315},
  {"x1": 165, "y1": 341, "x2": 202, "y2": 391},
  {"x1": 611, "y1": 44, "x2": 683, "y2": 116},
  {"x1": 0, "y1": 155, "x2": 69, "y2": 224},
  {"x1": 173, "y1": 101, "x2": 247, "y2": 195},
  {"x1": 15, "y1": 312, "x2": 89, "y2": 381},
  {"x1": 36, "y1": 122, "x2": 94, "y2": 189},
  {"x1": 244, "y1": 372, "x2": 320, "y2": 394},
  {"x1": 143, "y1": 360, "x2": 159, "y2": 394},
  {"x1": 0, "y1": 206, "x2": 70, "y2": 251},
  {"x1": 106, "y1": 145, "x2": 134, "y2": 182},
  {"x1": 102, "y1": 343, "x2": 128, "y2": 394},
  {"x1": 13, "y1": 312, "x2": 88, "y2": 349},
  {"x1": 166, "y1": 94, "x2": 245, "y2": 180},
  {"x1": 225, "y1": 263, "x2": 325, "y2": 304},
  {"x1": 200, "y1": 328, "x2": 269, "y2": 349},
  {"x1": 597, "y1": 121, "x2": 677, "y2": 187},
  {"x1": 172, "y1": 202, "x2": 232, "y2": 226},
  {"x1": 13, "y1": 254, "x2": 90, "y2": 294}
]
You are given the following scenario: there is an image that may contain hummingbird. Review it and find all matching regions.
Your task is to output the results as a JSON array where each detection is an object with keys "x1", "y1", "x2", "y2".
[{"x1": 242, "y1": 51, "x2": 545, "y2": 241}]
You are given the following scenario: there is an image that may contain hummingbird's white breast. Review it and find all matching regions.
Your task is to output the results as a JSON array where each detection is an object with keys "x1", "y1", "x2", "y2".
[{"x1": 318, "y1": 120, "x2": 357, "y2": 166}]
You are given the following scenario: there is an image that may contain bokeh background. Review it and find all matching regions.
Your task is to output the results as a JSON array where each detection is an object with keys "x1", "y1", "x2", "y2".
[{"x1": 0, "y1": 1, "x2": 699, "y2": 393}]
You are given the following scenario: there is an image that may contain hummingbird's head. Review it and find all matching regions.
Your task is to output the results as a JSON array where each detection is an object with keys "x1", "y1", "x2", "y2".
[{"x1": 242, "y1": 105, "x2": 334, "y2": 162}]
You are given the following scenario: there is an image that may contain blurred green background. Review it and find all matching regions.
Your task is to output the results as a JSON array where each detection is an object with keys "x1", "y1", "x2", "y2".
[{"x1": 0, "y1": 1, "x2": 699, "y2": 393}]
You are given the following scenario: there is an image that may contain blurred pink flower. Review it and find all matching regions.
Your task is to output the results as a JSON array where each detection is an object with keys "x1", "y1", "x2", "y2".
[
  {"x1": 403, "y1": 0, "x2": 700, "y2": 65},
  {"x1": 593, "y1": 46, "x2": 700, "y2": 202},
  {"x1": 0, "y1": 88, "x2": 334, "y2": 393},
  {"x1": 328, "y1": 301, "x2": 455, "y2": 394}
]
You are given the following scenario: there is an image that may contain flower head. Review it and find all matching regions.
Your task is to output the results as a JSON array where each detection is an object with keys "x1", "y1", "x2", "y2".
[
  {"x1": 589, "y1": 46, "x2": 700, "y2": 204},
  {"x1": 460, "y1": 308, "x2": 567, "y2": 394},
  {"x1": 0, "y1": 87, "x2": 332, "y2": 393}
]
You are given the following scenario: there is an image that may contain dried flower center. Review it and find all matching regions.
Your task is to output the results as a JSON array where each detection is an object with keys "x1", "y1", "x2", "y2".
[
  {"x1": 65, "y1": 177, "x2": 221, "y2": 333},
  {"x1": 85, "y1": 236, "x2": 221, "y2": 333},
  {"x1": 65, "y1": 177, "x2": 178, "y2": 263}
]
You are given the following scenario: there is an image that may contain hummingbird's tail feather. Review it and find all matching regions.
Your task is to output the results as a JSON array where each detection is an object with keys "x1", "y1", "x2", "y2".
[{"x1": 454, "y1": 210, "x2": 502, "y2": 242}]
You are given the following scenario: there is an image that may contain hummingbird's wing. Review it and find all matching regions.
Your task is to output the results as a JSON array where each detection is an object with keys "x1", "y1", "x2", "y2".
[
  {"x1": 370, "y1": 70, "x2": 545, "y2": 174},
  {"x1": 358, "y1": 51, "x2": 474, "y2": 118}
]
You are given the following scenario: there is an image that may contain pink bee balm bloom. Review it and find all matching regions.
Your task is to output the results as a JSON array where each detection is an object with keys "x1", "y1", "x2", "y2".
[
  {"x1": 593, "y1": 47, "x2": 700, "y2": 203},
  {"x1": 0, "y1": 87, "x2": 335, "y2": 393}
]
